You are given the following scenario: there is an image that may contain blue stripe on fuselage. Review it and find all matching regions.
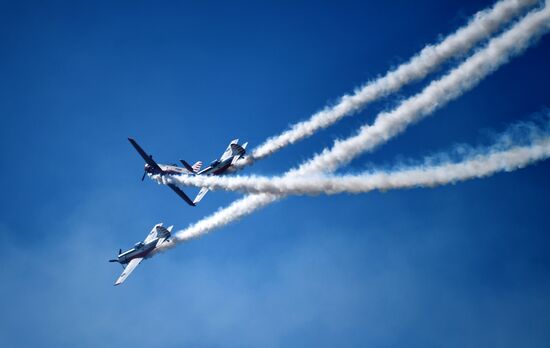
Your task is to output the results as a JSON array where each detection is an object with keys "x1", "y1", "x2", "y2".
[
  {"x1": 199, "y1": 158, "x2": 233, "y2": 176},
  {"x1": 118, "y1": 240, "x2": 157, "y2": 264}
]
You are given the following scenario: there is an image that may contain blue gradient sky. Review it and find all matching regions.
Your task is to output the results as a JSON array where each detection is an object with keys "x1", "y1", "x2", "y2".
[{"x1": 1, "y1": 0, "x2": 549, "y2": 347}]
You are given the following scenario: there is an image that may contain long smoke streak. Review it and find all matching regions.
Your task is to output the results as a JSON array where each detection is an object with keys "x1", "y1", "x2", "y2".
[
  {"x1": 165, "y1": 119, "x2": 550, "y2": 195},
  {"x1": 155, "y1": 5, "x2": 550, "y2": 252},
  {"x1": 243, "y1": 0, "x2": 537, "y2": 165},
  {"x1": 290, "y1": 5, "x2": 550, "y2": 177},
  {"x1": 168, "y1": 141, "x2": 550, "y2": 195}
]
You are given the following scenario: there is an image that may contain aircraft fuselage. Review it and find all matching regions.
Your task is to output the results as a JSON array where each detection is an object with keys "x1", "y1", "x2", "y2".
[
  {"x1": 109, "y1": 223, "x2": 173, "y2": 285},
  {"x1": 197, "y1": 157, "x2": 237, "y2": 176},
  {"x1": 145, "y1": 163, "x2": 191, "y2": 176},
  {"x1": 115, "y1": 238, "x2": 159, "y2": 264}
]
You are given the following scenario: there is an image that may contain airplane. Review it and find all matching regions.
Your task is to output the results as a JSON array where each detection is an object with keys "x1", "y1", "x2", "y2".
[
  {"x1": 180, "y1": 139, "x2": 248, "y2": 204},
  {"x1": 128, "y1": 137, "x2": 198, "y2": 206},
  {"x1": 109, "y1": 223, "x2": 173, "y2": 286}
]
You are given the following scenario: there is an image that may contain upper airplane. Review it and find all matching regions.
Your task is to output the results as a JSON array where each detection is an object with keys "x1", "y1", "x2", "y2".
[
  {"x1": 109, "y1": 223, "x2": 173, "y2": 286},
  {"x1": 128, "y1": 138, "x2": 197, "y2": 206},
  {"x1": 180, "y1": 139, "x2": 248, "y2": 204}
]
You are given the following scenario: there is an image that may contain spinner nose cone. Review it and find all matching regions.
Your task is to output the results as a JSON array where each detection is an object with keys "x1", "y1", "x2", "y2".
[{"x1": 144, "y1": 163, "x2": 154, "y2": 174}]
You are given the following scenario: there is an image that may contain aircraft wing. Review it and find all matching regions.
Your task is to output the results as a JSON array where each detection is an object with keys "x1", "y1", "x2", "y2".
[
  {"x1": 197, "y1": 164, "x2": 216, "y2": 176},
  {"x1": 128, "y1": 138, "x2": 163, "y2": 173},
  {"x1": 167, "y1": 184, "x2": 196, "y2": 206},
  {"x1": 114, "y1": 257, "x2": 144, "y2": 286},
  {"x1": 196, "y1": 167, "x2": 211, "y2": 175},
  {"x1": 193, "y1": 187, "x2": 210, "y2": 204}
]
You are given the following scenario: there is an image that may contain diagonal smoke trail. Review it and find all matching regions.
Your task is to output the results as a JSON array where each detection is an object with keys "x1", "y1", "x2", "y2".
[
  {"x1": 155, "y1": 5, "x2": 550, "y2": 253},
  {"x1": 241, "y1": 0, "x2": 538, "y2": 166},
  {"x1": 164, "y1": 116, "x2": 550, "y2": 195},
  {"x1": 289, "y1": 6, "x2": 550, "y2": 177}
]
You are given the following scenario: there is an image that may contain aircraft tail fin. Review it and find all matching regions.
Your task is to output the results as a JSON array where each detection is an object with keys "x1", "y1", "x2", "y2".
[
  {"x1": 156, "y1": 227, "x2": 172, "y2": 246},
  {"x1": 192, "y1": 161, "x2": 203, "y2": 172},
  {"x1": 180, "y1": 160, "x2": 203, "y2": 173},
  {"x1": 229, "y1": 142, "x2": 247, "y2": 164},
  {"x1": 230, "y1": 143, "x2": 247, "y2": 157},
  {"x1": 155, "y1": 224, "x2": 172, "y2": 239},
  {"x1": 193, "y1": 187, "x2": 210, "y2": 204}
]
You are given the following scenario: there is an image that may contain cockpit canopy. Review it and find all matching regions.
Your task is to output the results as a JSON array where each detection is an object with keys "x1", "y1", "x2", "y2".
[
  {"x1": 134, "y1": 242, "x2": 144, "y2": 249},
  {"x1": 210, "y1": 159, "x2": 220, "y2": 166}
]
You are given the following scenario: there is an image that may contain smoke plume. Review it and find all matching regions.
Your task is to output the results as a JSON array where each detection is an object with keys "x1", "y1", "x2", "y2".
[
  {"x1": 241, "y1": 0, "x2": 537, "y2": 166},
  {"x1": 155, "y1": 4, "x2": 550, "y2": 252}
]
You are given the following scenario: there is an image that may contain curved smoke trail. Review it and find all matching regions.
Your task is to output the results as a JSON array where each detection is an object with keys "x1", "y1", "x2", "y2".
[
  {"x1": 241, "y1": 0, "x2": 538, "y2": 165},
  {"x1": 155, "y1": 4, "x2": 550, "y2": 252}
]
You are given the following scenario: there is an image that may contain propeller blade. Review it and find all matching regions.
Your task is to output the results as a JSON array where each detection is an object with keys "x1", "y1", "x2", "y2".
[{"x1": 142, "y1": 172, "x2": 146, "y2": 181}]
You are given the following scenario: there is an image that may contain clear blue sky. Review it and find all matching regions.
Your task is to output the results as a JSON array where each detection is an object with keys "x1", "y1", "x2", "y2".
[{"x1": 1, "y1": 0, "x2": 549, "y2": 347}]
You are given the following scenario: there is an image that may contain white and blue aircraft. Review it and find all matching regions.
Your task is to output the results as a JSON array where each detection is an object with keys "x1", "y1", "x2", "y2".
[
  {"x1": 109, "y1": 223, "x2": 173, "y2": 286},
  {"x1": 128, "y1": 138, "x2": 199, "y2": 206},
  {"x1": 129, "y1": 137, "x2": 249, "y2": 206},
  {"x1": 183, "y1": 139, "x2": 248, "y2": 204}
]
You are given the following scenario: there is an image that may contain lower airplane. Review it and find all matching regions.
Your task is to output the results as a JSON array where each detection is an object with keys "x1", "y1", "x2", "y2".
[{"x1": 109, "y1": 223, "x2": 173, "y2": 286}]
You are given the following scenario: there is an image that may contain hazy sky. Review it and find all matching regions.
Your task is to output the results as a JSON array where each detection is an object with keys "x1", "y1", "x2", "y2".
[{"x1": 1, "y1": 0, "x2": 549, "y2": 347}]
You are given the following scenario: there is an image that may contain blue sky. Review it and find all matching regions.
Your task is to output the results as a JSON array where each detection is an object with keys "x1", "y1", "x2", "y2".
[{"x1": 1, "y1": 0, "x2": 549, "y2": 347}]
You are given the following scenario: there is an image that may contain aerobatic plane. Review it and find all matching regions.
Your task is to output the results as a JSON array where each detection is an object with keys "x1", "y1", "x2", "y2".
[
  {"x1": 180, "y1": 139, "x2": 248, "y2": 204},
  {"x1": 128, "y1": 138, "x2": 198, "y2": 206},
  {"x1": 109, "y1": 223, "x2": 173, "y2": 286}
]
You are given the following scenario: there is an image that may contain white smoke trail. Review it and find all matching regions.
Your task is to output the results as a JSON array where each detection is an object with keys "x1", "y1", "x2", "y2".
[
  {"x1": 166, "y1": 140, "x2": 550, "y2": 195},
  {"x1": 163, "y1": 120, "x2": 550, "y2": 195},
  {"x1": 241, "y1": 0, "x2": 537, "y2": 165},
  {"x1": 290, "y1": 5, "x2": 550, "y2": 177},
  {"x1": 155, "y1": 5, "x2": 550, "y2": 252},
  {"x1": 164, "y1": 6, "x2": 550, "y2": 194}
]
